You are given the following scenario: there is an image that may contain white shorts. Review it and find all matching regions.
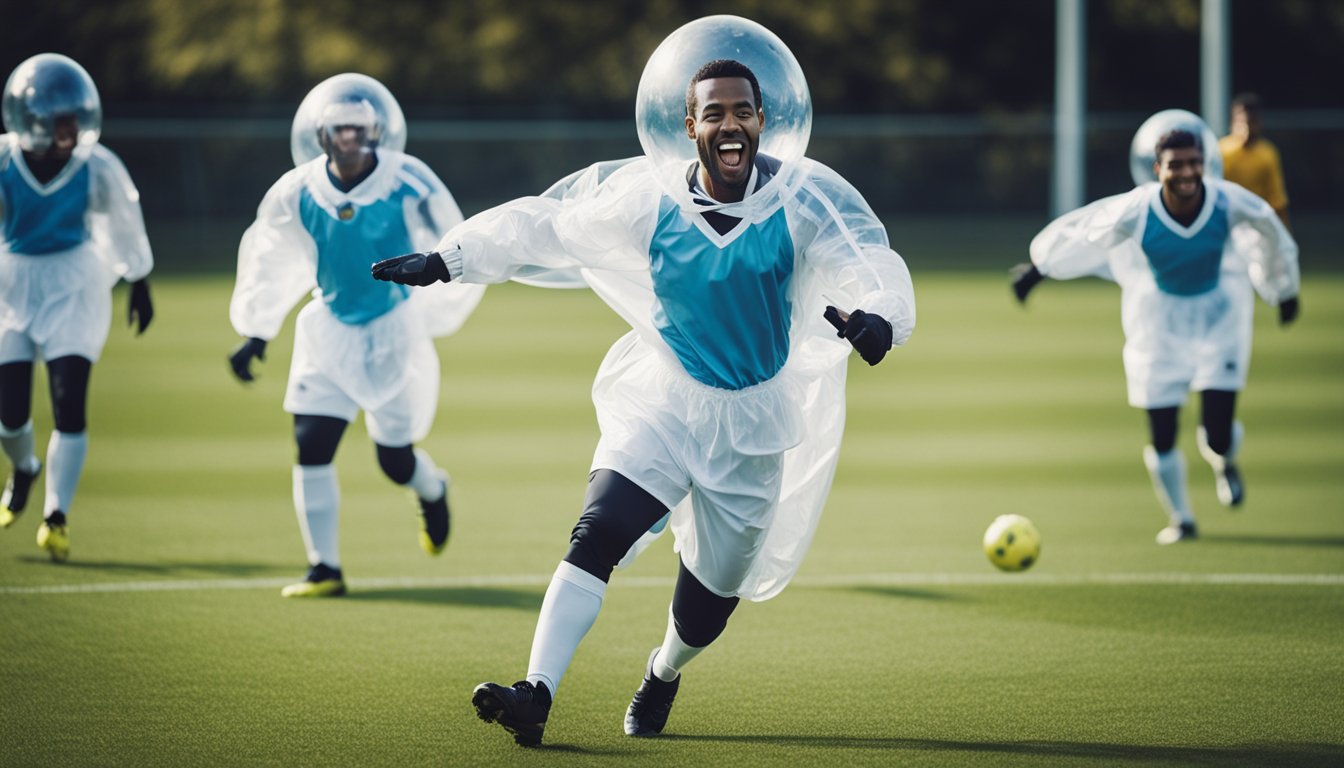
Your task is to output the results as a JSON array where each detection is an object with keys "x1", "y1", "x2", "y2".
[
  {"x1": 589, "y1": 332, "x2": 802, "y2": 598},
  {"x1": 282, "y1": 301, "x2": 439, "y2": 446},
  {"x1": 1121, "y1": 281, "x2": 1253, "y2": 409},
  {"x1": 0, "y1": 247, "x2": 113, "y2": 365}
]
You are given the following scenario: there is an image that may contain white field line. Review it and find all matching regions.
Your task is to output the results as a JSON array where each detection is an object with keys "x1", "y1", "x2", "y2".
[{"x1": 2, "y1": 571, "x2": 1343, "y2": 595}]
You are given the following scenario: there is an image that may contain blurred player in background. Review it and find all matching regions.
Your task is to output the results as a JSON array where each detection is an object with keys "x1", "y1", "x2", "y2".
[
  {"x1": 0, "y1": 54, "x2": 154, "y2": 561},
  {"x1": 1220, "y1": 92, "x2": 1291, "y2": 231},
  {"x1": 228, "y1": 74, "x2": 483, "y2": 597},
  {"x1": 1013, "y1": 114, "x2": 1299, "y2": 545},
  {"x1": 375, "y1": 17, "x2": 915, "y2": 747}
]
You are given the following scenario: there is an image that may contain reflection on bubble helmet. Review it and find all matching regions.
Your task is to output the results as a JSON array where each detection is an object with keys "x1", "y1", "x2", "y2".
[
  {"x1": 290, "y1": 73, "x2": 406, "y2": 167},
  {"x1": 1129, "y1": 109, "x2": 1223, "y2": 186},
  {"x1": 2, "y1": 53, "x2": 102, "y2": 156},
  {"x1": 636, "y1": 15, "x2": 811, "y2": 173}
]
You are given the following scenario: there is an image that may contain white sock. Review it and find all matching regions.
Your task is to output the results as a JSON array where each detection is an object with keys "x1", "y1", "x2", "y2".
[
  {"x1": 44, "y1": 431, "x2": 87, "y2": 518},
  {"x1": 652, "y1": 606, "x2": 705, "y2": 682},
  {"x1": 293, "y1": 464, "x2": 341, "y2": 568},
  {"x1": 1, "y1": 420, "x2": 40, "y2": 474},
  {"x1": 526, "y1": 561, "x2": 606, "y2": 696},
  {"x1": 1197, "y1": 421, "x2": 1243, "y2": 471},
  {"x1": 407, "y1": 447, "x2": 447, "y2": 501},
  {"x1": 1143, "y1": 446, "x2": 1193, "y2": 526}
]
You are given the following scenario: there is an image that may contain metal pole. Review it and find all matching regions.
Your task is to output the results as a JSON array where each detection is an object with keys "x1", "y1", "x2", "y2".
[
  {"x1": 1202, "y1": 0, "x2": 1230, "y2": 136},
  {"x1": 1052, "y1": 0, "x2": 1086, "y2": 216}
]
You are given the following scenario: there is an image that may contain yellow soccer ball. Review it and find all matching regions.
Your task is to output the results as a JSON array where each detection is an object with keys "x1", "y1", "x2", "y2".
[{"x1": 983, "y1": 514, "x2": 1041, "y2": 572}]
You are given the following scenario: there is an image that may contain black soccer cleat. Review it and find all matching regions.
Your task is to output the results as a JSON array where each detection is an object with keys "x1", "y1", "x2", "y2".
[
  {"x1": 1217, "y1": 462, "x2": 1245, "y2": 508},
  {"x1": 472, "y1": 680, "x2": 551, "y2": 747},
  {"x1": 1, "y1": 461, "x2": 42, "y2": 525},
  {"x1": 624, "y1": 648, "x2": 680, "y2": 737},
  {"x1": 418, "y1": 479, "x2": 450, "y2": 556}
]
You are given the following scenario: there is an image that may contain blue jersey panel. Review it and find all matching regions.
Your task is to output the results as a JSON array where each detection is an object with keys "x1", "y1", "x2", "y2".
[
  {"x1": 1, "y1": 161, "x2": 89, "y2": 255},
  {"x1": 1142, "y1": 189, "x2": 1231, "y2": 296},
  {"x1": 648, "y1": 197, "x2": 795, "y2": 390},
  {"x1": 299, "y1": 186, "x2": 413, "y2": 324}
]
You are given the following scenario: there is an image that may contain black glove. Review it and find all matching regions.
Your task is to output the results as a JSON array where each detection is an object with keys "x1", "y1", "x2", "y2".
[
  {"x1": 128, "y1": 279, "x2": 154, "y2": 335},
  {"x1": 1010, "y1": 262, "x2": 1044, "y2": 303},
  {"x1": 823, "y1": 306, "x2": 893, "y2": 366},
  {"x1": 229, "y1": 337, "x2": 267, "y2": 382},
  {"x1": 371, "y1": 251, "x2": 451, "y2": 286},
  {"x1": 1278, "y1": 296, "x2": 1299, "y2": 326}
]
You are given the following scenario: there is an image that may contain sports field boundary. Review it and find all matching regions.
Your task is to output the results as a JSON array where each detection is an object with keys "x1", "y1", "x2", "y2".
[{"x1": 3, "y1": 571, "x2": 1342, "y2": 595}]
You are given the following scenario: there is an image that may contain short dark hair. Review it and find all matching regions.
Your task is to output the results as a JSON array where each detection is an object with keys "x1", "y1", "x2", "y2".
[
  {"x1": 1231, "y1": 92, "x2": 1262, "y2": 114},
  {"x1": 685, "y1": 59, "x2": 762, "y2": 116},
  {"x1": 1155, "y1": 128, "x2": 1202, "y2": 158}
]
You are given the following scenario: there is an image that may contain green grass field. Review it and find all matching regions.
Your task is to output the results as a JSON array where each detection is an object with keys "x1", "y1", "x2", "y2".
[{"x1": 2, "y1": 272, "x2": 1342, "y2": 767}]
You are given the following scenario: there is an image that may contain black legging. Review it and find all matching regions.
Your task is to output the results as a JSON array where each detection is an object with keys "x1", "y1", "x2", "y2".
[
  {"x1": 1146, "y1": 389, "x2": 1238, "y2": 455},
  {"x1": 565, "y1": 468, "x2": 739, "y2": 649},
  {"x1": 0, "y1": 356, "x2": 93, "y2": 433},
  {"x1": 292, "y1": 413, "x2": 417, "y2": 483}
]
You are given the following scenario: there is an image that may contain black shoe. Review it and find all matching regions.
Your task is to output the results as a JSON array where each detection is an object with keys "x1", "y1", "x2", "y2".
[
  {"x1": 1217, "y1": 463, "x2": 1245, "y2": 508},
  {"x1": 1, "y1": 461, "x2": 41, "y2": 521},
  {"x1": 418, "y1": 477, "x2": 450, "y2": 555},
  {"x1": 625, "y1": 648, "x2": 679, "y2": 737},
  {"x1": 472, "y1": 680, "x2": 551, "y2": 747}
]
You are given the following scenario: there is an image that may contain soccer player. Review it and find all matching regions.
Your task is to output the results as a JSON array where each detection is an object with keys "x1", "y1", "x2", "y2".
[
  {"x1": 1219, "y1": 93, "x2": 1291, "y2": 230},
  {"x1": 229, "y1": 74, "x2": 483, "y2": 597},
  {"x1": 1013, "y1": 124, "x2": 1299, "y2": 545},
  {"x1": 0, "y1": 54, "x2": 155, "y2": 561},
  {"x1": 374, "y1": 17, "x2": 915, "y2": 747}
]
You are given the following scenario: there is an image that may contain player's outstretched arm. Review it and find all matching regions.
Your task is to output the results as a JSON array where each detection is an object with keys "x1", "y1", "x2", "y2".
[
  {"x1": 1010, "y1": 262, "x2": 1044, "y2": 304},
  {"x1": 127, "y1": 279, "x2": 154, "y2": 335},
  {"x1": 228, "y1": 338, "x2": 267, "y2": 383},
  {"x1": 371, "y1": 251, "x2": 451, "y2": 286},
  {"x1": 824, "y1": 306, "x2": 893, "y2": 366},
  {"x1": 1278, "y1": 296, "x2": 1300, "y2": 326}
]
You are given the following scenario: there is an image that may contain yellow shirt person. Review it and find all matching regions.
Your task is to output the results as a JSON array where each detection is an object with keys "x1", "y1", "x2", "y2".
[{"x1": 1220, "y1": 93, "x2": 1291, "y2": 229}]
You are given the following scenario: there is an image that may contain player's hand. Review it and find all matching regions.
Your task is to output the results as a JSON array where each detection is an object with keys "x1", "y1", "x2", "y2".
[
  {"x1": 229, "y1": 337, "x2": 267, "y2": 382},
  {"x1": 824, "y1": 305, "x2": 893, "y2": 366},
  {"x1": 1278, "y1": 296, "x2": 1299, "y2": 326},
  {"x1": 128, "y1": 279, "x2": 154, "y2": 335},
  {"x1": 1010, "y1": 262, "x2": 1044, "y2": 303},
  {"x1": 371, "y1": 251, "x2": 451, "y2": 286}
]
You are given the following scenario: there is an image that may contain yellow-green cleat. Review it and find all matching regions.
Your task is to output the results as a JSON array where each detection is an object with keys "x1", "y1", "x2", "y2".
[
  {"x1": 36, "y1": 513, "x2": 69, "y2": 562},
  {"x1": 280, "y1": 563, "x2": 346, "y2": 598},
  {"x1": 417, "y1": 474, "x2": 451, "y2": 556}
]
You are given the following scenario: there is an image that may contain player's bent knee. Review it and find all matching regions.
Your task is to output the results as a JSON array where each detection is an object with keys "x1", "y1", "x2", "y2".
[
  {"x1": 671, "y1": 559, "x2": 739, "y2": 647},
  {"x1": 375, "y1": 443, "x2": 416, "y2": 484},
  {"x1": 565, "y1": 470, "x2": 670, "y2": 582}
]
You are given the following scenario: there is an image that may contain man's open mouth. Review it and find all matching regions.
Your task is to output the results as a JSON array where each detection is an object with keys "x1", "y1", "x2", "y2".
[{"x1": 717, "y1": 141, "x2": 744, "y2": 170}]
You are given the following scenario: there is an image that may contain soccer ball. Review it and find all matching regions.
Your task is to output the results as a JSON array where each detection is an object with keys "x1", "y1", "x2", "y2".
[{"x1": 983, "y1": 514, "x2": 1041, "y2": 572}]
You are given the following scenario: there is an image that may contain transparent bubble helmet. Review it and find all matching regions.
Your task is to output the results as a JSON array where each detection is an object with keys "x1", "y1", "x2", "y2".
[
  {"x1": 3, "y1": 53, "x2": 102, "y2": 155},
  {"x1": 636, "y1": 15, "x2": 811, "y2": 175},
  {"x1": 1129, "y1": 109, "x2": 1223, "y2": 186},
  {"x1": 290, "y1": 73, "x2": 406, "y2": 167}
]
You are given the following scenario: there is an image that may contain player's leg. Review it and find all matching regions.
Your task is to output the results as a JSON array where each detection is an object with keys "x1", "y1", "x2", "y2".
[
  {"x1": 1196, "y1": 389, "x2": 1243, "y2": 507},
  {"x1": 0, "y1": 357, "x2": 42, "y2": 525},
  {"x1": 374, "y1": 442, "x2": 450, "y2": 555},
  {"x1": 625, "y1": 557, "x2": 739, "y2": 737},
  {"x1": 1145, "y1": 406, "x2": 1196, "y2": 544},
  {"x1": 34, "y1": 356, "x2": 93, "y2": 561},
  {"x1": 472, "y1": 469, "x2": 672, "y2": 747},
  {"x1": 284, "y1": 414, "x2": 348, "y2": 597}
]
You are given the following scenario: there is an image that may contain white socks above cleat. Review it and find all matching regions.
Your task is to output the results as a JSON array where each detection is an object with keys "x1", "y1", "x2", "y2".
[{"x1": 1144, "y1": 446, "x2": 1194, "y2": 530}]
